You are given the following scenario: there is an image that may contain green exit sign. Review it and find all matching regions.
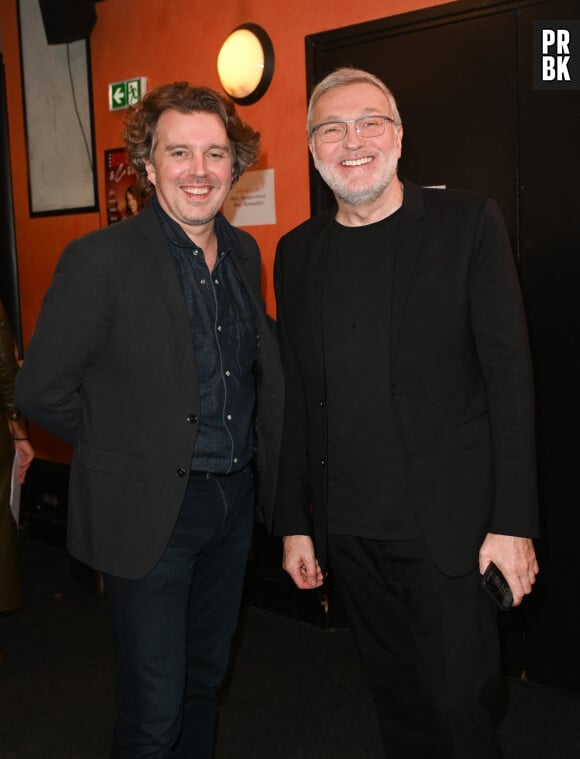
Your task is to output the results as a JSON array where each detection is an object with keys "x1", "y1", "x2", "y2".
[{"x1": 108, "y1": 77, "x2": 147, "y2": 111}]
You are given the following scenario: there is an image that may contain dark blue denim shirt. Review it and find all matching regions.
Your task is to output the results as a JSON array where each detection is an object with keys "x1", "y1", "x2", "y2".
[{"x1": 153, "y1": 196, "x2": 257, "y2": 473}]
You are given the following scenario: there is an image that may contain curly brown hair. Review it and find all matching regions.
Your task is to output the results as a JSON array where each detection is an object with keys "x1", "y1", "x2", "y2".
[{"x1": 123, "y1": 82, "x2": 260, "y2": 194}]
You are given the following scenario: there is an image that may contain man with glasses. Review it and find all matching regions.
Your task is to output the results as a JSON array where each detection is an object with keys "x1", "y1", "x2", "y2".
[{"x1": 273, "y1": 67, "x2": 539, "y2": 758}]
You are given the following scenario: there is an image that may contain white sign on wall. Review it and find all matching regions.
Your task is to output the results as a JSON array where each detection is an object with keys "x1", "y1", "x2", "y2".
[{"x1": 223, "y1": 168, "x2": 276, "y2": 227}]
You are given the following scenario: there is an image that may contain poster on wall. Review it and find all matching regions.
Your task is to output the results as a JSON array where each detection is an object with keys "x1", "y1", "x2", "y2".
[{"x1": 104, "y1": 148, "x2": 147, "y2": 224}]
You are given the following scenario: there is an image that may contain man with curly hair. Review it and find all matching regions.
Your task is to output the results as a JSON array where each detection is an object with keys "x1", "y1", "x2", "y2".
[{"x1": 16, "y1": 83, "x2": 283, "y2": 758}]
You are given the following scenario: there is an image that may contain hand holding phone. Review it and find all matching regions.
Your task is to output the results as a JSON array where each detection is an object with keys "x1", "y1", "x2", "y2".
[{"x1": 482, "y1": 561, "x2": 513, "y2": 611}]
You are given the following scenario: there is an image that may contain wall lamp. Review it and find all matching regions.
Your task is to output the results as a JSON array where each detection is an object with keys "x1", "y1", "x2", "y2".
[{"x1": 217, "y1": 23, "x2": 274, "y2": 105}]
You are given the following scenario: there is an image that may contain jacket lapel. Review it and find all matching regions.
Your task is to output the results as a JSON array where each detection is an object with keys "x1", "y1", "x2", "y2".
[
  {"x1": 309, "y1": 220, "x2": 334, "y2": 394},
  {"x1": 391, "y1": 180, "x2": 425, "y2": 367},
  {"x1": 135, "y1": 203, "x2": 197, "y2": 381}
]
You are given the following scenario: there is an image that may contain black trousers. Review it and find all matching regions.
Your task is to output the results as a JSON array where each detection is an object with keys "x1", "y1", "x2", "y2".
[{"x1": 327, "y1": 534, "x2": 502, "y2": 759}]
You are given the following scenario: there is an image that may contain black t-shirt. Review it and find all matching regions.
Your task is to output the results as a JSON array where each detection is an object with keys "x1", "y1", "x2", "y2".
[{"x1": 323, "y1": 211, "x2": 419, "y2": 538}]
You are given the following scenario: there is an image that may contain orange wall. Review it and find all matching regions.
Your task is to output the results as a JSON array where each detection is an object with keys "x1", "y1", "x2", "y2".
[{"x1": 0, "y1": 0, "x2": 453, "y2": 460}]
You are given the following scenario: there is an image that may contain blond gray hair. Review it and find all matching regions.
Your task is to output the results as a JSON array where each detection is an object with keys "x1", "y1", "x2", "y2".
[{"x1": 307, "y1": 67, "x2": 402, "y2": 136}]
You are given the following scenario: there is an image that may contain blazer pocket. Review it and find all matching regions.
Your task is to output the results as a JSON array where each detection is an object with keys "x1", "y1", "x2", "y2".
[{"x1": 78, "y1": 441, "x2": 144, "y2": 481}]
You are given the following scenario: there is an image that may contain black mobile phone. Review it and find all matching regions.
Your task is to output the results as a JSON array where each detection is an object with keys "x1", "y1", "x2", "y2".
[{"x1": 482, "y1": 562, "x2": 513, "y2": 611}]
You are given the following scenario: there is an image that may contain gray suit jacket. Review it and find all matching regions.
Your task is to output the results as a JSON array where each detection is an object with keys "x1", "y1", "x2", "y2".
[
  {"x1": 273, "y1": 180, "x2": 539, "y2": 576},
  {"x1": 16, "y1": 202, "x2": 284, "y2": 578}
]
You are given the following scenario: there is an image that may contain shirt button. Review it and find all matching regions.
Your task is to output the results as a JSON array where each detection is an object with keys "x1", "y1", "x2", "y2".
[
  {"x1": 227, "y1": 414, "x2": 232, "y2": 421},
  {"x1": 217, "y1": 325, "x2": 222, "y2": 332},
  {"x1": 225, "y1": 370, "x2": 231, "y2": 377},
  {"x1": 214, "y1": 278, "x2": 220, "y2": 284},
  {"x1": 320, "y1": 459, "x2": 326, "y2": 466},
  {"x1": 319, "y1": 400, "x2": 325, "y2": 407},
  {"x1": 233, "y1": 457, "x2": 238, "y2": 464},
  {"x1": 200, "y1": 278, "x2": 206, "y2": 285},
  {"x1": 193, "y1": 250, "x2": 199, "y2": 256},
  {"x1": 186, "y1": 414, "x2": 198, "y2": 424},
  {"x1": 176, "y1": 467, "x2": 187, "y2": 477}
]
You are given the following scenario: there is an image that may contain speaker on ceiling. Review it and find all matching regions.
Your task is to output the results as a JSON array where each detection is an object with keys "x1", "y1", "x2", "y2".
[{"x1": 38, "y1": 0, "x2": 97, "y2": 45}]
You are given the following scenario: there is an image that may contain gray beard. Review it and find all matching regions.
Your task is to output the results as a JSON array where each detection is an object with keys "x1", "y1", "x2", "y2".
[
  {"x1": 316, "y1": 162, "x2": 397, "y2": 209},
  {"x1": 335, "y1": 182, "x2": 389, "y2": 207}
]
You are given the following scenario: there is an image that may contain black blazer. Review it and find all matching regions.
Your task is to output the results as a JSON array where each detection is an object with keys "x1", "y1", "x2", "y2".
[
  {"x1": 16, "y1": 202, "x2": 284, "y2": 578},
  {"x1": 273, "y1": 180, "x2": 539, "y2": 576}
]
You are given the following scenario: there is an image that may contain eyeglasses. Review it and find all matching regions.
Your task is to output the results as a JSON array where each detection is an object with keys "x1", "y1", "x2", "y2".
[{"x1": 310, "y1": 115, "x2": 398, "y2": 143}]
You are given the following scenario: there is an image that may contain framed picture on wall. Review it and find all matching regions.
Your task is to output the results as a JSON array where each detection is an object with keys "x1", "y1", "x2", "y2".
[{"x1": 17, "y1": 0, "x2": 98, "y2": 215}]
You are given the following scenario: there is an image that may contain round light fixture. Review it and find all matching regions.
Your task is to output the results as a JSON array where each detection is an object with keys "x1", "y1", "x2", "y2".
[{"x1": 217, "y1": 23, "x2": 274, "y2": 105}]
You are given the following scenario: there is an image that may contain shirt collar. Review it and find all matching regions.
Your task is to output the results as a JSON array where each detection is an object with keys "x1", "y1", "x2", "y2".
[{"x1": 152, "y1": 194, "x2": 242, "y2": 259}]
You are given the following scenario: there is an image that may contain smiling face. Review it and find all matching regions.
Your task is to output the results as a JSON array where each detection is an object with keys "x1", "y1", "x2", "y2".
[
  {"x1": 145, "y1": 109, "x2": 234, "y2": 237},
  {"x1": 309, "y1": 82, "x2": 403, "y2": 214}
]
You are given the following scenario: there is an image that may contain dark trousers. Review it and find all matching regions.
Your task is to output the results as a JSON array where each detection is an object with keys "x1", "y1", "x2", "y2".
[
  {"x1": 327, "y1": 534, "x2": 502, "y2": 759},
  {"x1": 103, "y1": 469, "x2": 254, "y2": 759}
]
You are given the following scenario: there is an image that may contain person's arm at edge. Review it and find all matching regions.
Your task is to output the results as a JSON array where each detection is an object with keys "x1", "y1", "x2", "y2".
[
  {"x1": 273, "y1": 235, "x2": 324, "y2": 590},
  {"x1": 15, "y1": 239, "x2": 108, "y2": 445},
  {"x1": 469, "y1": 198, "x2": 540, "y2": 606}
]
